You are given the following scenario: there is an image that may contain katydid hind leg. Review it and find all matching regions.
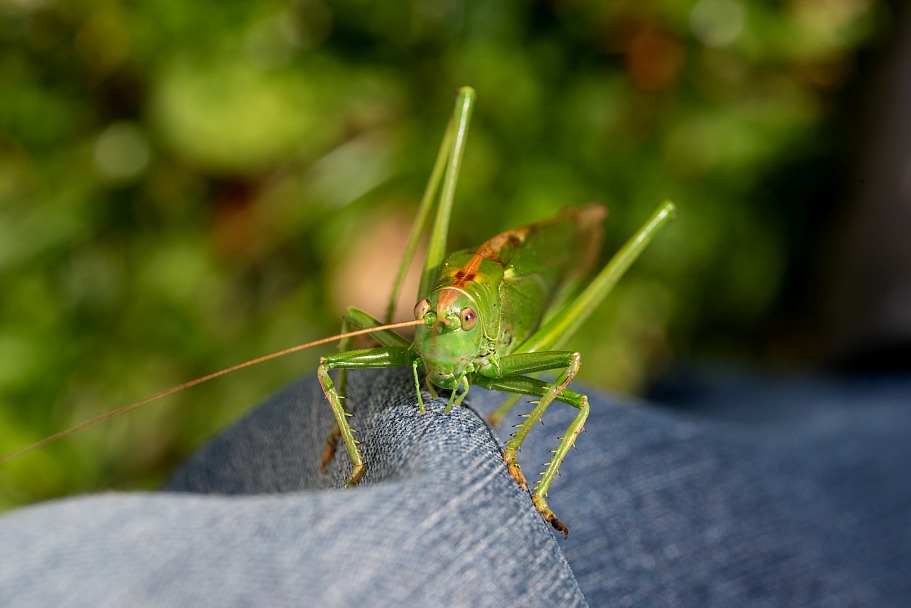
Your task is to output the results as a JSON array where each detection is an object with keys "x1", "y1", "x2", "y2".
[
  {"x1": 519, "y1": 200, "x2": 676, "y2": 354},
  {"x1": 331, "y1": 87, "x2": 475, "y2": 469},
  {"x1": 419, "y1": 87, "x2": 476, "y2": 300},
  {"x1": 384, "y1": 87, "x2": 476, "y2": 322},
  {"x1": 384, "y1": 110, "x2": 453, "y2": 323}
]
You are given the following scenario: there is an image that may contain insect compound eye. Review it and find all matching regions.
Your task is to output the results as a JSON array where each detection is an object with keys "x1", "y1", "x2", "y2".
[
  {"x1": 460, "y1": 307, "x2": 478, "y2": 331},
  {"x1": 414, "y1": 299, "x2": 431, "y2": 320}
]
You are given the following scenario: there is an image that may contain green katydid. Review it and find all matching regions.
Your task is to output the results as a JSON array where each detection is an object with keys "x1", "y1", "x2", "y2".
[
  {"x1": 317, "y1": 87, "x2": 674, "y2": 535},
  {"x1": 1, "y1": 86, "x2": 674, "y2": 536}
]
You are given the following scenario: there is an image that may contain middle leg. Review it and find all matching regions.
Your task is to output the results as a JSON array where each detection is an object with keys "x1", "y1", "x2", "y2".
[{"x1": 475, "y1": 351, "x2": 589, "y2": 536}]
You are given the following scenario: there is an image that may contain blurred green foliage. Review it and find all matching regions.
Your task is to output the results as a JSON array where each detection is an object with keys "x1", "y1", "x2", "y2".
[{"x1": 0, "y1": 0, "x2": 889, "y2": 507}]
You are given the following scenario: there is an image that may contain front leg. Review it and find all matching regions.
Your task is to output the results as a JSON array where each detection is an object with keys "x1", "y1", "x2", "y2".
[
  {"x1": 318, "y1": 346, "x2": 415, "y2": 486},
  {"x1": 475, "y1": 351, "x2": 588, "y2": 537},
  {"x1": 321, "y1": 308, "x2": 413, "y2": 474}
]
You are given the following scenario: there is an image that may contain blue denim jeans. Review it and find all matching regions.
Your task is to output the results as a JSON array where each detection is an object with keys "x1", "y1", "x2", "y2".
[{"x1": 2, "y1": 367, "x2": 910, "y2": 606}]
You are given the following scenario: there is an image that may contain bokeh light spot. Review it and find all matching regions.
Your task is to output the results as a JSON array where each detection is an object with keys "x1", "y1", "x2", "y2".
[
  {"x1": 93, "y1": 122, "x2": 150, "y2": 181},
  {"x1": 690, "y1": 0, "x2": 746, "y2": 48}
]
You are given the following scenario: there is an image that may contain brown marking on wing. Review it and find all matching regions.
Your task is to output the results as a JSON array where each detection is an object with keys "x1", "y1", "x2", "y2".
[{"x1": 476, "y1": 226, "x2": 531, "y2": 266}]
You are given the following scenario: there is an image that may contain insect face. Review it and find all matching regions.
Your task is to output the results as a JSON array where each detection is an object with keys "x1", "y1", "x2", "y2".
[{"x1": 412, "y1": 289, "x2": 483, "y2": 388}]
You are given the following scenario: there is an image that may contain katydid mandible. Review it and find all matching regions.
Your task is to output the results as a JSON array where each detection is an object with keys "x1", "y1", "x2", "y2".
[
  {"x1": 1, "y1": 86, "x2": 674, "y2": 537},
  {"x1": 318, "y1": 87, "x2": 675, "y2": 536}
]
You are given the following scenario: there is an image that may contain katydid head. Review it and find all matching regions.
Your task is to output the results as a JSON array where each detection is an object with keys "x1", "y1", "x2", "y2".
[{"x1": 412, "y1": 289, "x2": 483, "y2": 389}]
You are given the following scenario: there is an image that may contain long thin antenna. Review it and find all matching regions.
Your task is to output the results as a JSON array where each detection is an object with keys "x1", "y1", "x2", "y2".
[{"x1": 0, "y1": 318, "x2": 424, "y2": 464}]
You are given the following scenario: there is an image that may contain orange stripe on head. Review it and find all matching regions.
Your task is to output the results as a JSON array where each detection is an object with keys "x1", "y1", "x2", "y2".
[
  {"x1": 433, "y1": 287, "x2": 478, "y2": 340},
  {"x1": 447, "y1": 226, "x2": 529, "y2": 291},
  {"x1": 437, "y1": 286, "x2": 480, "y2": 314},
  {"x1": 436, "y1": 287, "x2": 461, "y2": 315},
  {"x1": 450, "y1": 254, "x2": 483, "y2": 288},
  {"x1": 431, "y1": 288, "x2": 460, "y2": 347}
]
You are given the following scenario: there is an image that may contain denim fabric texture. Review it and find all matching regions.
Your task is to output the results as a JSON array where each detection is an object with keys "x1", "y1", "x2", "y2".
[{"x1": 1, "y1": 367, "x2": 910, "y2": 607}]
